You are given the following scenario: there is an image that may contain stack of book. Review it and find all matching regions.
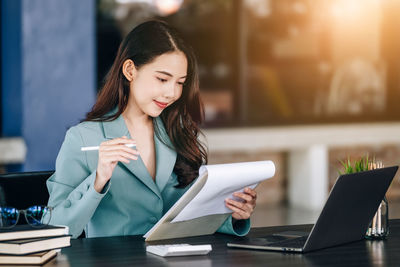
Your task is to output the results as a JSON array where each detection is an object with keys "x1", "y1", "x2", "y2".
[{"x1": 0, "y1": 225, "x2": 70, "y2": 265}]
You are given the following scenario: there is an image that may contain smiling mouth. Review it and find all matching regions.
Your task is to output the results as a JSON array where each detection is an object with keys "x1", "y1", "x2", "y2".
[{"x1": 153, "y1": 100, "x2": 168, "y2": 109}]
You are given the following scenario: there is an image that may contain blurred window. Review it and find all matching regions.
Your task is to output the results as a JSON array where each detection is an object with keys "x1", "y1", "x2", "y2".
[{"x1": 97, "y1": 0, "x2": 400, "y2": 127}]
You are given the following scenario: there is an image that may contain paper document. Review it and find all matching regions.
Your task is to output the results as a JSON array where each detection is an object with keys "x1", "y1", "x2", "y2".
[{"x1": 171, "y1": 160, "x2": 275, "y2": 223}]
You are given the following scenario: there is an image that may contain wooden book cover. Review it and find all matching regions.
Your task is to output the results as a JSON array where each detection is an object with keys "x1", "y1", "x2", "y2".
[
  {"x1": 0, "y1": 225, "x2": 68, "y2": 241},
  {"x1": 0, "y1": 249, "x2": 58, "y2": 265},
  {"x1": 144, "y1": 172, "x2": 230, "y2": 241},
  {"x1": 0, "y1": 235, "x2": 70, "y2": 255}
]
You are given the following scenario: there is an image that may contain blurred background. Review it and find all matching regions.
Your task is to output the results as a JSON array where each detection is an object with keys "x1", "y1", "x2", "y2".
[{"x1": 2, "y1": 0, "x2": 400, "y2": 227}]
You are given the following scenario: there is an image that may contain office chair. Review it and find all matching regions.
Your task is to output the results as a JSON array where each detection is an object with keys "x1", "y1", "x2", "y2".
[
  {"x1": 0, "y1": 171, "x2": 53, "y2": 209},
  {"x1": 0, "y1": 170, "x2": 86, "y2": 238}
]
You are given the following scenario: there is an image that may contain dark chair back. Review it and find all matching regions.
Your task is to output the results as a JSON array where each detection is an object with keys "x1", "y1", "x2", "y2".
[{"x1": 0, "y1": 171, "x2": 54, "y2": 209}]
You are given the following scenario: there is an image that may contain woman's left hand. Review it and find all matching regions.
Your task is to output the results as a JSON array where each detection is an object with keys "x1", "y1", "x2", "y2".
[{"x1": 225, "y1": 187, "x2": 257, "y2": 220}]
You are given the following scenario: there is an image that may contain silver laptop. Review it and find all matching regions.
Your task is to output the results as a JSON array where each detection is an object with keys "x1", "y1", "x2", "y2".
[{"x1": 227, "y1": 166, "x2": 398, "y2": 253}]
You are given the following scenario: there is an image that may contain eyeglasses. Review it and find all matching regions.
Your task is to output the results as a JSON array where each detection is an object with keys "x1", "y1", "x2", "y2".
[{"x1": 0, "y1": 206, "x2": 52, "y2": 229}]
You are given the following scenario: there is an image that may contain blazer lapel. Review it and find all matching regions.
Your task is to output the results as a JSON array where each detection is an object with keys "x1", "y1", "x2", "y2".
[
  {"x1": 101, "y1": 114, "x2": 161, "y2": 198},
  {"x1": 154, "y1": 117, "x2": 177, "y2": 192},
  {"x1": 101, "y1": 112, "x2": 130, "y2": 139}
]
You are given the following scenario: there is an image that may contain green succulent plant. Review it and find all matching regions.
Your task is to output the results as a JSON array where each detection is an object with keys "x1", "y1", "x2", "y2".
[{"x1": 339, "y1": 155, "x2": 371, "y2": 175}]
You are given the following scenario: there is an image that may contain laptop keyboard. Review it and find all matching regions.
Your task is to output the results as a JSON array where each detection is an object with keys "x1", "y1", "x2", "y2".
[{"x1": 268, "y1": 235, "x2": 308, "y2": 248}]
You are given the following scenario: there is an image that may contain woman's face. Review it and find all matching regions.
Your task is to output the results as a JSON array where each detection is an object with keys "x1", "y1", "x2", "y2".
[{"x1": 127, "y1": 51, "x2": 187, "y2": 118}]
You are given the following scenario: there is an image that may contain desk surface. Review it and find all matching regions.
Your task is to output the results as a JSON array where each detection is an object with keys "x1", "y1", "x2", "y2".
[{"x1": 47, "y1": 219, "x2": 400, "y2": 267}]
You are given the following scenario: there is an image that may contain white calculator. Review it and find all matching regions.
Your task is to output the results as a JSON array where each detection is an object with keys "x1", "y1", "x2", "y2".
[{"x1": 146, "y1": 244, "x2": 212, "y2": 257}]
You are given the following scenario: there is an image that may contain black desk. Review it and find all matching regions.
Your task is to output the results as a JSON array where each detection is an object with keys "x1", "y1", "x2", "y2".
[{"x1": 48, "y1": 219, "x2": 400, "y2": 267}]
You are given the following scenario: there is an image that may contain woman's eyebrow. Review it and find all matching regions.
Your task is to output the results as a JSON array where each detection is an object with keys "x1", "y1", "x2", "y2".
[{"x1": 155, "y1": 70, "x2": 186, "y2": 79}]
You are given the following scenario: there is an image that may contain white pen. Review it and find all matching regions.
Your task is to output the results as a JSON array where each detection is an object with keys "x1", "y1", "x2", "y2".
[{"x1": 81, "y1": 143, "x2": 136, "y2": 151}]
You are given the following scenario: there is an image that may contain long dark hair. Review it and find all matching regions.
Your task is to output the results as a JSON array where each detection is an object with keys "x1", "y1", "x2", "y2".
[{"x1": 86, "y1": 20, "x2": 207, "y2": 188}]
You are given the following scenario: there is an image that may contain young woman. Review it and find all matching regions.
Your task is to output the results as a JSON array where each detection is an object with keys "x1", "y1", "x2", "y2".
[{"x1": 46, "y1": 20, "x2": 257, "y2": 238}]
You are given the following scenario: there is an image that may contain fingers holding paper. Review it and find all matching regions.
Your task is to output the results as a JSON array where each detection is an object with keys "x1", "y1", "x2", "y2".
[{"x1": 225, "y1": 187, "x2": 257, "y2": 220}]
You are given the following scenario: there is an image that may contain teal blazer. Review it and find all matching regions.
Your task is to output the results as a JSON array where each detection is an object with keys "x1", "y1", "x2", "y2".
[{"x1": 46, "y1": 114, "x2": 250, "y2": 238}]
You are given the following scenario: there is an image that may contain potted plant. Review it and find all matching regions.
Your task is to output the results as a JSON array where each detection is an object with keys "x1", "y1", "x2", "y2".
[{"x1": 339, "y1": 156, "x2": 388, "y2": 239}]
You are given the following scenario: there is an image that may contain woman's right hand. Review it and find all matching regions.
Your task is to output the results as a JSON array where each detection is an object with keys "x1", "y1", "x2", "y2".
[{"x1": 94, "y1": 136, "x2": 139, "y2": 193}]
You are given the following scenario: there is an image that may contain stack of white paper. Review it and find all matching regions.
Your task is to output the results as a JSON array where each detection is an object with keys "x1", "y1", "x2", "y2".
[{"x1": 171, "y1": 160, "x2": 275, "y2": 222}]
